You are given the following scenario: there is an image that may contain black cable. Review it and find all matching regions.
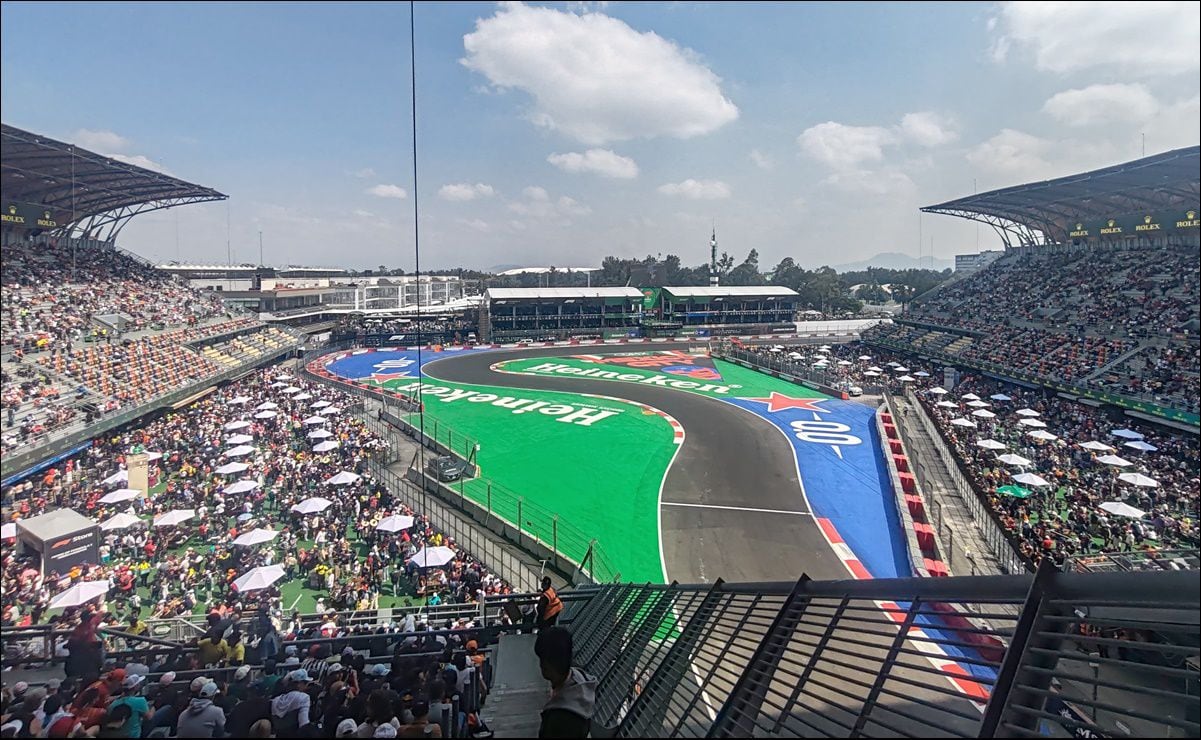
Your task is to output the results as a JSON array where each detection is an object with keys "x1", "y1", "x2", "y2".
[{"x1": 409, "y1": 1, "x2": 426, "y2": 501}]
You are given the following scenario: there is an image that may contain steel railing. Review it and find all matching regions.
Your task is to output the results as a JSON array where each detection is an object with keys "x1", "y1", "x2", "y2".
[{"x1": 559, "y1": 565, "x2": 1199, "y2": 739}]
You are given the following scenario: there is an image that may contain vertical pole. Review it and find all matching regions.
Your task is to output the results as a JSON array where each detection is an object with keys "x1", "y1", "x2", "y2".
[
  {"x1": 486, "y1": 483, "x2": 492, "y2": 525},
  {"x1": 517, "y1": 498, "x2": 524, "y2": 546},
  {"x1": 553, "y1": 516, "x2": 559, "y2": 568}
]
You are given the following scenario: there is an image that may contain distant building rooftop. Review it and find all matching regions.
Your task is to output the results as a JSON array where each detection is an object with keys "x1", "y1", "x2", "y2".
[
  {"x1": 485, "y1": 287, "x2": 642, "y2": 300},
  {"x1": 495, "y1": 266, "x2": 600, "y2": 276}
]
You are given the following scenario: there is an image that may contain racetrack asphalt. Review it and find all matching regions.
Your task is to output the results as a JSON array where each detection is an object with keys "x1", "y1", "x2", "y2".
[{"x1": 422, "y1": 343, "x2": 847, "y2": 585}]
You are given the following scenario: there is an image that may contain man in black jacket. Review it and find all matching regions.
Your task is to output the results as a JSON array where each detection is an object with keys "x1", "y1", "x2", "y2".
[{"x1": 534, "y1": 628, "x2": 596, "y2": 738}]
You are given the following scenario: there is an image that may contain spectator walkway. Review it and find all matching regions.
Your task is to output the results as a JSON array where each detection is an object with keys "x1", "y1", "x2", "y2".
[{"x1": 891, "y1": 393, "x2": 1007, "y2": 577}]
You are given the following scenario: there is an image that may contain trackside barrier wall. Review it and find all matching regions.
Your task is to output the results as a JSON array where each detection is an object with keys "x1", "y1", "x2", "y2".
[
  {"x1": 901, "y1": 387, "x2": 1031, "y2": 575},
  {"x1": 874, "y1": 404, "x2": 943, "y2": 577},
  {"x1": 559, "y1": 566, "x2": 1199, "y2": 739}
]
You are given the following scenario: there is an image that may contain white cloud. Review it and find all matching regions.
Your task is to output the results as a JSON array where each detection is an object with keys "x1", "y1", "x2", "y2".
[
  {"x1": 991, "y1": 1, "x2": 1200, "y2": 76},
  {"x1": 461, "y1": 2, "x2": 738, "y2": 144},
  {"x1": 438, "y1": 182, "x2": 496, "y2": 201},
  {"x1": 1043, "y1": 83, "x2": 1160, "y2": 127},
  {"x1": 352, "y1": 209, "x2": 375, "y2": 218},
  {"x1": 547, "y1": 149, "x2": 639, "y2": 178},
  {"x1": 73, "y1": 129, "x2": 130, "y2": 152},
  {"x1": 965, "y1": 129, "x2": 1056, "y2": 179},
  {"x1": 797, "y1": 122, "x2": 896, "y2": 169},
  {"x1": 749, "y1": 148, "x2": 773, "y2": 170},
  {"x1": 522, "y1": 186, "x2": 549, "y2": 201},
  {"x1": 352, "y1": 167, "x2": 377, "y2": 179},
  {"x1": 508, "y1": 186, "x2": 591, "y2": 220},
  {"x1": 108, "y1": 153, "x2": 173, "y2": 175},
  {"x1": 899, "y1": 112, "x2": 958, "y2": 147},
  {"x1": 657, "y1": 179, "x2": 732, "y2": 200},
  {"x1": 823, "y1": 169, "x2": 915, "y2": 196},
  {"x1": 557, "y1": 196, "x2": 591, "y2": 216},
  {"x1": 459, "y1": 218, "x2": 491, "y2": 232},
  {"x1": 365, "y1": 184, "x2": 408, "y2": 199}
]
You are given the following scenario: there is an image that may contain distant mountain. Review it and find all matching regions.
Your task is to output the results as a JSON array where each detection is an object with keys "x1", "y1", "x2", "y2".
[{"x1": 829, "y1": 252, "x2": 952, "y2": 273}]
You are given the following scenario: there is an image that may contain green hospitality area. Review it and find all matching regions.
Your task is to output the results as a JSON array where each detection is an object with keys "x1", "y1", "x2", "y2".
[{"x1": 388, "y1": 377, "x2": 678, "y2": 583}]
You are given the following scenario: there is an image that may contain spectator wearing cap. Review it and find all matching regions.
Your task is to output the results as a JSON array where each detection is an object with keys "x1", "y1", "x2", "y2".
[
  {"x1": 270, "y1": 670, "x2": 312, "y2": 735},
  {"x1": 176, "y1": 681, "x2": 225, "y2": 738},
  {"x1": 108, "y1": 674, "x2": 151, "y2": 738},
  {"x1": 248, "y1": 718, "x2": 274, "y2": 738},
  {"x1": 338, "y1": 718, "x2": 360, "y2": 738},
  {"x1": 534, "y1": 627, "x2": 596, "y2": 739},
  {"x1": 147, "y1": 673, "x2": 181, "y2": 736},
  {"x1": 228, "y1": 664, "x2": 253, "y2": 702}
]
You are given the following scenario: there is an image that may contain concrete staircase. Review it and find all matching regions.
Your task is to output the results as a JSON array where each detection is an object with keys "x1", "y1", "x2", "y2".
[{"x1": 482, "y1": 633, "x2": 550, "y2": 738}]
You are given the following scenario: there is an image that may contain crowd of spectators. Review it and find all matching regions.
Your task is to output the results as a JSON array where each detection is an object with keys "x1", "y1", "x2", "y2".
[
  {"x1": 1, "y1": 365, "x2": 509, "y2": 644},
  {"x1": 2, "y1": 240, "x2": 228, "y2": 356},
  {"x1": 913, "y1": 373, "x2": 1198, "y2": 568},
  {"x1": 864, "y1": 242, "x2": 1200, "y2": 414}
]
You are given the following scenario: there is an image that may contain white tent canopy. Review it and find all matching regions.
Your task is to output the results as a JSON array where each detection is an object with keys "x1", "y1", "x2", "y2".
[
  {"x1": 313, "y1": 440, "x2": 341, "y2": 453},
  {"x1": 1111, "y1": 429, "x2": 1144, "y2": 440},
  {"x1": 1099, "y1": 501, "x2": 1145, "y2": 519},
  {"x1": 303, "y1": 416, "x2": 328, "y2": 425},
  {"x1": 410, "y1": 546, "x2": 457, "y2": 568},
  {"x1": 325, "y1": 471, "x2": 361, "y2": 486},
  {"x1": 232, "y1": 528, "x2": 280, "y2": 547},
  {"x1": 308, "y1": 429, "x2": 334, "y2": 439},
  {"x1": 1118, "y1": 472, "x2": 1159, "y2": 488},
  {"x1": 976, "y1": 439, "x2": 1007, "y2": 450},
  {"x1": 1012, "y1": 472, "x2": 1051, "y2": 487},
  {"x1": 961, "y1": 393, "x2": 981, "y2": 401},
  {"x1": 99, "y1": 489, "x2": 140, "y2": 504},
  {"x1": 936, "y1": 400, "x2": 958, "y2": 408},
  {"x1": 971, "y1": 409, "x2": 997, "y2": 419},
  {"x1": 1124, "y1": 440, "x2": 1158, "y2": 452},
  {"x1": 99, "y1": 513, "x2": 142, "y2": 532},
  {"x1": 224, "y1": 445, "x2": 256, "y2": 458},
  {"x1": 966, "y1": 400, "x2": 990, "y2": 408},
  {"x1": 1027, "y1": 430, "x2": 1059, "y2": 441},
  {"x1": 223, "y1": 480, "x2": 261, "y2": 495},
  {"x1": 254, "y1": 410, "x2": 278, "y2": 419},
  {"x1": 227, "y1": 395, "x2": 252, "y2": 406},
  {"x1": 950, "y1": 418, "x2": 977, "y2": 427},
  {"x1": 928, "y1": 387, "x2": 949, "y2": 395},
  {"x1": 1018, "y1": 418, "x2": 1047, "y2": 428},
  {"x1": 226, "y1": 434, "x2": 254, "y2": 445},
  {"x1": 291, "y1": 497, "x2": 333, "y2": 514},
  {"x1": 1096, "y1": 455, "x2": 1133, "y2": 467},
  {"x1": 224, "y1": 420, "x2": 252, "y2": 431},
  {"x1": 256, "y1": 401, "x2": 279, "y2": 411},
  {"x1": 1016, "y1": 408, "x2": 1040, "y2": 417},
  {"x1": 215, "y1": 462, "x2": 250, "y2": 475},
  {"x1": 153, "y1": 509, "x2": 194, "y2": 528},
  {"x1": 990, "y1": 394, "x2": 1012, "y2": 401},
  {"x1": 997, "y1": 454, "x2": 1031, "y2": 466},
  {"x1": 1078, "y1": 441, "x2": 1115, "y2": 452}
]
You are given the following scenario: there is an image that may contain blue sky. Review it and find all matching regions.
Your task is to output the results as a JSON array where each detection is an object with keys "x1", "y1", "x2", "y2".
[{"x1": 2, "y1": 1, "x2": 1198, "y2": 271}]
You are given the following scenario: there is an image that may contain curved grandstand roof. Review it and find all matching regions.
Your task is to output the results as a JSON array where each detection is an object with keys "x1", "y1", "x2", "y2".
[
  {"x1": 1, "y1": 123, "x2": 226, "y2": 239},
  {"x1": 923, "y1": 146, "x2": 1200, "y2": 246}
]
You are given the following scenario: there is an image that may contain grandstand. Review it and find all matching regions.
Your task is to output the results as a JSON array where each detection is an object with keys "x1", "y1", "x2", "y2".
[
  {"x1": 0, "y1": 125, "x2": 302, "y2": 477},
  {"x1": 480, "y1": 286, "x2": 643, "y2": 342},
  {"x1": 641, "y1": 285, "x2": 799, "y2": 337},
  {"x1": 867, "y1": 147, "x2": 1200, "y2": 427}
]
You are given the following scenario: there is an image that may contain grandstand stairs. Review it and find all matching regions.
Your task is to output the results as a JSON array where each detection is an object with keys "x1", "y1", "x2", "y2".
[
  {"x1": 481, "y1": 633, "x2": 549, "y2": 738},
  {"x1": 1081, "y1": 341, "x2": 1148, "y2": 382}
]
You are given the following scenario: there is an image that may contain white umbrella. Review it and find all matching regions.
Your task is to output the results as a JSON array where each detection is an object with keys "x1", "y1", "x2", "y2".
[
  {"x1": 1027, "y1": 430, "x2": 1059, "y2": 441},
  {"x1": 102, "y1": 470, "x2": 128, "y2": 486},
  {"x1": 976, "y1": 439, "x2": 1007, "y2": 450},
  {"x1": 308, "y1": 429, "x2": 334, "y2": 439},
  {"x1": 990, "y1": 394, "x2": 1012, "y2": 401},
  {"x1": 275, "y1": 374, "x2": 294, "y2": 381},
  {"x1": 1096, "y1": 455, "x2": 1133, "y2": 467},
  {"x1": 1111, "y1": 429, "x2": 1144, "y2": 440},
  {"x1": 269, "y1": 382, "x2": 287, "y2": 389},
  {"x1": 375, "y1": 514, "x2": 415, "y2": 533},
  {"x1": 894, "y1": 366, "x2": 910, "y2": 373},
  {"x1": 961, "y1": 393, "x2": 981, "y2": 401},
  {"x1": 256, "y1": 401, "x2": 278, "y2": 411},
  {"x1": 294, "y1": 393, "x2": 314, "y2": 401},
  {"x1": 1019, "y1": 418, "x2": 1047, "y2": 428},
  {"x1": 864, "y1": 371, "x2": 882, "y2": 377},
  {"x1": 914, "y1": 371, "x2": 931, "y2": 377},
  {"x1": 787, "y1": 351, "x2": 804, "y2": 359},
  {"x1": 223, "y1": 480, "x2": 261, "y2": 495},
  {"x1": 950, "y1": 418, "x2": 977, "y2": 427},
  {"x1": 0, "y1": 522, "x2": 16, "y2": 539},
  {"x1": 936, "y1": 400, "x2": 959, "y2": 408},
  {"x1": 410, "y1": 546, "x2": 457, "y2": 568},
  {"x1": 311, "y1": 400, "x2": 331, "y2": 408},
  {"x1": 997, "y1": 454, "x2": 1032, "y2": 466},
  {"x1": 928, "y1": 387, "x2": 948, "y2": 395},
  {"x1": 1099, "y1": 501, "x2": 1146, "y2": 519},
  {"x1": 967, "y1": 400, "x2": 990, "y2": 408},
  {"x1": 232, "y1": 528, "x2": 279, "y2": 547},
  {"x1": 324, "y1": 471, "x2": 361, "y2": 486},
  {"x1": 972, "y1": 409, "x2": 997, "y2": 419},
  {"x1": 858, "y1": 355, "x2": 872, "y2": 361},
  {"x1": 313, "y1": 440, "x2": 341, "y2": 453},
  {"x1": 811, "y1": 360, "x2": 827, "y2": 367},
  {"x1": 224, "y1": 420, "x2": 251, "y2": 431},
  {"x1": 99, "y1": 489, "x2": 140, "y2": 504},
  {"x1": 48, "y1": 581, "x2": 110, "y2": 610},
  {"x1": 226, "y1": 434, "x2": 254, "y2": 445},
  {"x1": 1079, "y1": 441, "x2": 1115, "y2": 452},
  {"x1": 886, "y1": 361, "x2": 899, "y2": 367},
  {"x1": 224, "y1": 445, "x2": 256, "y2": 458},
  {"x1": 1124, "y1": 440, "x2": 1158, "y2": 452},
  {"x1": 227, "y1": 395, "x2": 252, "y2": 406},
  {"x1": 254, "y1": 410, "x2": 278, "y2": 420},
  {"x1": 838, "y1": 360, "x2": 853, "y2": 366},
  {"x1": 816, "y1": 347, "x2": 830, "y2": 354},
  {"x1": 281, "y1": 386, "x2": 302, "y2": 394},
  {"x1": 1118, "y1": 472, "x2": 1159, "y2": 488},
  {"x1": 99, "y1": 513, "x2": 142, "y2": 531},
  {"x1": 1012, "y1": 472, "x2": 1051, "y2": 487},
  {"x1": 215, "y1": 462, "x2": 250, "y2": 475},
  {"x1": 1016, "y1": 408, "x2": 1040, "y2": 417},
  {"x1": 303, "y1": 415, "x2": 328, "y2": 425},
  {"x1": 153, "y1": 509, "x2": 194, "y2": 528},
  {"x1": 232, "y1": 564, "x2": 286, "y2": 592},
  {"x1": 291, "y1": 497, "x2": 333, "y2": 514},
  {"x1": 868, "y1": 366, "x2": 884, "y2": 373},
  {"x1": 897, "y1": 375, "x2": 916, "y2": 382}
]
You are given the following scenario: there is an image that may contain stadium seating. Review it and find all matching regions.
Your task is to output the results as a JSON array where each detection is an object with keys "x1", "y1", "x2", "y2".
[{"x1": 865, "y1": 242, "x2": 1200, "y2": 414}]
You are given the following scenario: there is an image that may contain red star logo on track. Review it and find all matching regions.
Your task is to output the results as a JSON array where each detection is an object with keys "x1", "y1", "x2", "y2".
[
  {"x1": 745, "y1": 392, "x2": 826, "y2": 413},
  {"x1": 370, "y1": 371, "x2": 412, "y2": 383}
]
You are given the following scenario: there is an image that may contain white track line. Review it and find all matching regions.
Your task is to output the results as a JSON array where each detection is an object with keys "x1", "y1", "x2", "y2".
[{"x1": 661, "y1": 501, "x2": 812, "y2": 516}]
